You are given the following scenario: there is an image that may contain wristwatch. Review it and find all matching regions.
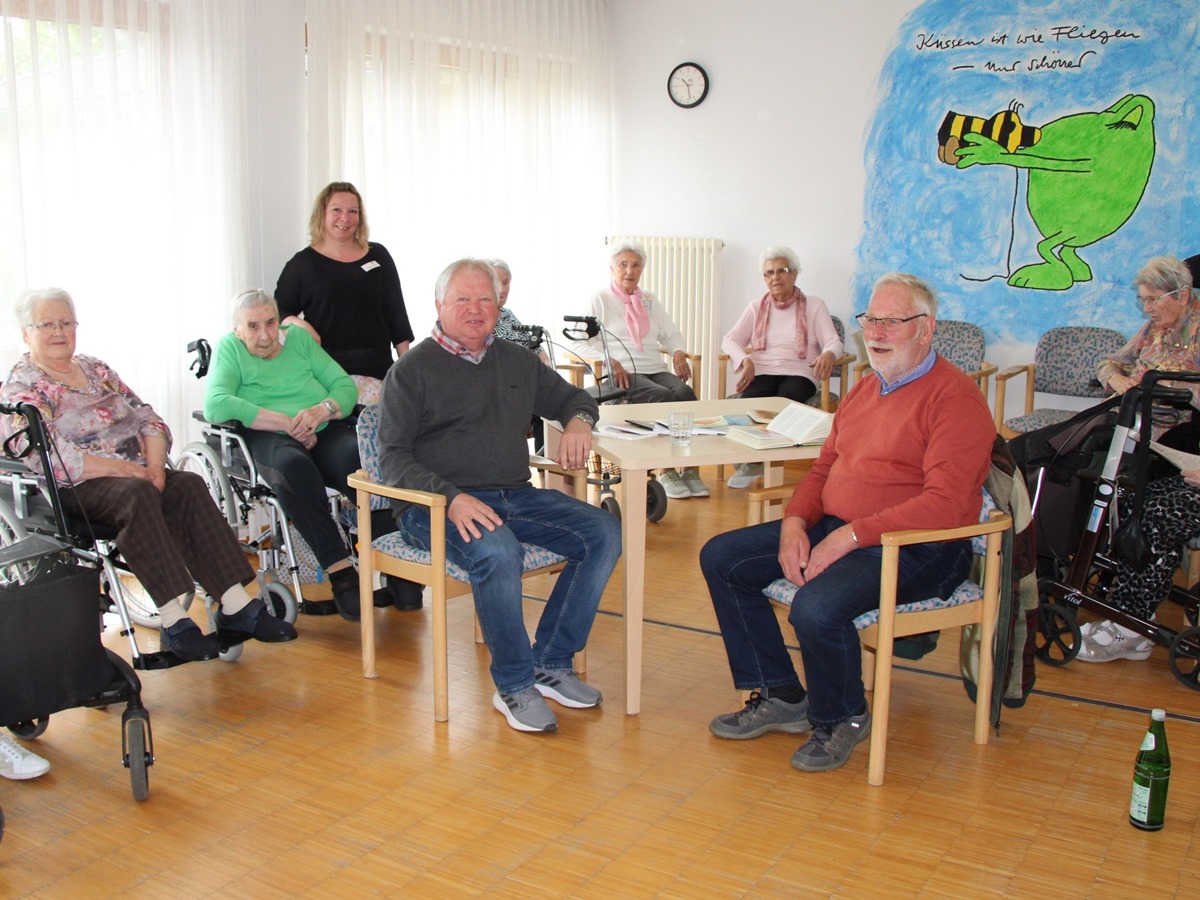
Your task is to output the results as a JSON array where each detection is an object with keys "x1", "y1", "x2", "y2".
[
  {"x1": 571, "y1": 411, "x2": 596, "y2": 427},
  {"x1": 322, "y1": 399, "x2": 339, "y2": 418}
]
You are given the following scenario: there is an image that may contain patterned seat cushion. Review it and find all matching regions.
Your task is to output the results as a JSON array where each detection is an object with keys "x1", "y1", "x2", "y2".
[
  {"x1": 762, "y1": 490, "x2": 997, "y2": 629},
  {"x1": 1002, "y1": 408, "x2": 1077, "y2": 434},
  {"x1": 372, "y1": 532, "x2": 566, "y2": 582}
]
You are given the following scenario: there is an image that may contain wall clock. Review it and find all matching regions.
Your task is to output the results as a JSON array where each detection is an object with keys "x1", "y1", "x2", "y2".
[{"x1": 667, "y1": 62, "x2": 709, "y2": 109}]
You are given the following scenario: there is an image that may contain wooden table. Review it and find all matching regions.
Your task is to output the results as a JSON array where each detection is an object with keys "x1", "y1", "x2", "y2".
[{"x1": 546, "y1": 396, "x2": 824, "y2": 714}]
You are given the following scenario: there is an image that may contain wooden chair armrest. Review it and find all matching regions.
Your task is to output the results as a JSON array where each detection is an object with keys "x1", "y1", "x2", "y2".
[
  {"x1": 853, "y1": 360, "x2": 873, "y2": 381},
  {"x1": 974, "y1": 361, "x2": 999, "y2": 380},
  {"x1": 879, "y1": 510, "x2": 1011, "y2": 548},
  {"x1": 993, "y1": 363, "x2": 1034, "y2": 433},
  {"x1": 347, "y1": 470, "x2": 447, "y2": 510},
  {"x1": 662, "y1": 349, "x2": 703, "y2": 388},
  {"x1": 995, "y1": 363, "x2": 1033, "y2": 383},
  {"x1": 528, "y1": 456, "x2": 585, "y2": 479},
  {"x1": 746, "y1": 483, "x2": 798, "y2": 504},
  {"x1": 555, "y1": 362, "x2": 589, "y2": 389}
]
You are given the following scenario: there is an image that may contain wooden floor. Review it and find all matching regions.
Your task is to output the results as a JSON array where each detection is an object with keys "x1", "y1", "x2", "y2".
[{"x1": 2, "y1": 463, "x2": 1198, "y2": 897}]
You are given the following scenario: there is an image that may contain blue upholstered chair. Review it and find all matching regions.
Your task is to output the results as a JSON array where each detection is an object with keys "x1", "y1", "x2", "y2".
[
  {"x1": 348, "y1": 404, "x2": 586, "y2": 722},
  {"x1": 747, "y1": 485, "x2": 1011, "y2": 785},
  {"x1": 994, "y1": 326, "x2": 1126, "y2": 439}
]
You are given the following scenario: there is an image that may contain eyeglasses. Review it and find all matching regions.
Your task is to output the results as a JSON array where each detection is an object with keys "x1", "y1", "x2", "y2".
[
  {"x1": 1139, "y1": 288, "x2": 1181, "y2": 307},
  {"x1": 28, "y1": 319, "x2": 79, "y2": 333},
  {"x1": 762, "y1": 267, "x2": 793, "y2": 278},
  {"x1": 855, "y1": 313, "x2": 927, "y2": 330}
]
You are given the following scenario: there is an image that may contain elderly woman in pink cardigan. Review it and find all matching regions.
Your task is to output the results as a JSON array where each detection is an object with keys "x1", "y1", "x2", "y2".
[{"x1": 721, "y1": 245, "x2": 843, "y2": 488}]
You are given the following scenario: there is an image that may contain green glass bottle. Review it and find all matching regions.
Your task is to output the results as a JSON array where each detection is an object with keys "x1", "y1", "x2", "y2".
[{"x1": 1129, "y1": 708, "x2": 1170, "y2": 831}]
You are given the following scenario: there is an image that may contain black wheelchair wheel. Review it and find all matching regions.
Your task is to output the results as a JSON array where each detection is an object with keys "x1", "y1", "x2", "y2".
[
  {"x1": 1168, "y1": 626, "x2": 1200, "y2": 691},
  {"x1": 8, "y1": 719, "x2": 49, "y2": 740},
  {"x1": 600, "y1": 495, "x2": 621, "y2": 521},
  {"x1": 646, "y1": 479, "x2": 668, "y2": 523},
  {"x1": 1036, "y1": 602, "x2": 1081, "y2": 666}
]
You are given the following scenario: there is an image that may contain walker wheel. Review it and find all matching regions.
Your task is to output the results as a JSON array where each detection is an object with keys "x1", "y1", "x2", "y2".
[
  {"x1": 8, "y1": 719, "x2": 49, "y2": 740},
  {"x1": 1036, "y1": 602, "x2": 1080, "y2": 666},
  {"x1": 1168, "y1": 626, "x2": 1200, "y2": 691},
  {"x1": 123, "y1": 709, "x2": 152, "y2": 802},
  {"x1": 646, "y1": 479, "x2": 668, "y2": 523},
  {"x1": 600, "y1": 496, "x2": 621, "y2": 521}
]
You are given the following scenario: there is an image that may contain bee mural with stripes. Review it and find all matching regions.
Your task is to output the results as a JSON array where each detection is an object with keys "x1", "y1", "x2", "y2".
[
  {"x1": 937, "y1": 95, "x2": 1156, "y2": 291},
  {"x1": 937, "y1": 102, "x2": 1041, "y2": 164}
]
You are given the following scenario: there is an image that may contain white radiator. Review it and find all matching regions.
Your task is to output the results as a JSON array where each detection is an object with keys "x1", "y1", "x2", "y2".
[{"x1": 607, "y1": 235, "x2": 724, "y2": 399}]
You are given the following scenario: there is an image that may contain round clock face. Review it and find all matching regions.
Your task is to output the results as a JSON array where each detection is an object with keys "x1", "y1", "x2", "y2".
[{"x1": 668, "y1": 62, "x2": 709, "y2": 109}]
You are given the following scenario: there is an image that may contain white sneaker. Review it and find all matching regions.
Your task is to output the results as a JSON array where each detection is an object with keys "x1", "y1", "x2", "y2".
[
  {"x1": 681, "y1": 468, "x2": 710, "y2": 498},
  {"x1": 727, "y1": 463, "x2": 763, "y2": 489},
  {"x1": 657, "y1": 469, "x2": 690, "y2": 499},
  {"x1": 0, "y1": 733, "x2": 50, "y2": 780},
  {"x1": 1076, "y1": 620, "x2": 1153, "y2": 663}
]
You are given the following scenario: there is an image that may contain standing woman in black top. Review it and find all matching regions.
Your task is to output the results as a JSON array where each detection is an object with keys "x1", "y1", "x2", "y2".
[
  {"x1": 275, "y1": 181, "x2": 423, "y2": 611},
  {"x1": 275, "y1": 181, "x2": 415, "y2": 405}
]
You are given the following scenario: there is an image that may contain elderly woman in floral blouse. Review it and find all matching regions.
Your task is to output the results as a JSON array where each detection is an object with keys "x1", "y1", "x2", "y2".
[{"x1": 0, "y1": 287, "x2": 296, "y2": 661}]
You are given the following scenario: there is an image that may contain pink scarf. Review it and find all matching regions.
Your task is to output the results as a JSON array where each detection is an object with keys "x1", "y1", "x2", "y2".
[
  {"x1": 611, "y1": 280, "x2": 650, "y2": 351},
  {"x1": 752, "y1": 288, "x2": 808, "y2": 357}
]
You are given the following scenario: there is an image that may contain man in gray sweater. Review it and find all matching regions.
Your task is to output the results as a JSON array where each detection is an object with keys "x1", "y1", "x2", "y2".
[{"x1": 377, "y1": 258, "x2": 621, "y2": 733}]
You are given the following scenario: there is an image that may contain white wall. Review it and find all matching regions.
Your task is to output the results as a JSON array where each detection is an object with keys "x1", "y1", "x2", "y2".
[{"x1": 608, "y1": 1, "x2": 922, "y2": 380}]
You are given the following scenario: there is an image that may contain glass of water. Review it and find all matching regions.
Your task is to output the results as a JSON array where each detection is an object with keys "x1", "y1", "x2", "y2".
[{"x1": 669, "y1": 411, "x2": 694, "y2": 446}]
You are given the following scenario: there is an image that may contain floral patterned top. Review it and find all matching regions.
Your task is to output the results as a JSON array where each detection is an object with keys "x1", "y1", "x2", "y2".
[
  {"x1": 1096, "y1": 305, "x2": 1200, "y2": 391},
  {"x1": 0, "y1": 353, "x2": 171, "y2": 485}
]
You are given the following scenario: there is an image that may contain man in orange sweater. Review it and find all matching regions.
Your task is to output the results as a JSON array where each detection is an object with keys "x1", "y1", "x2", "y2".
[{"x1": 700, "y1": 272, "x2": 996, "y2": 772}]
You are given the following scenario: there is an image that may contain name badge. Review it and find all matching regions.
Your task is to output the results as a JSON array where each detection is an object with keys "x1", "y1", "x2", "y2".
[{"x1": 362, "y1": 260, "x2": 381, "y2": 272}]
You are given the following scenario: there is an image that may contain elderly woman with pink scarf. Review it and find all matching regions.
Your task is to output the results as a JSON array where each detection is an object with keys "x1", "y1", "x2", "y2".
[
  {"x1": 571, "y1": 240, "x2": 709, "y2": 499},
  {"x1": 720, "y1": 245, "x2": 843, "y2": 488}
]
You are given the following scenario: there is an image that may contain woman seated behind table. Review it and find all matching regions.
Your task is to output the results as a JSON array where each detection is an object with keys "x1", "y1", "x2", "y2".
[
  {"x1": 720, "y1": 245, "x2": 843, "y2": 489},
  {"x1": 1076, "y1": 254, "x2": 1200, "y2": 662},
  {"x1": 204, "y1": 290, "x2": 402, "y2": 622},
  {"x1": 0, "y1": 288, "x2": 296, "y2": 662},
  {"x1": 275, "y1": 181, "x2": 415, "y2": 406},
  {"x1": 571, "y1": 240, "x2": 710, "y2": 500}
]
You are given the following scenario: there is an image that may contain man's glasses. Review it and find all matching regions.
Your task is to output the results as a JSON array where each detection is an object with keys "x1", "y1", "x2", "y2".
[
  {"x1": 855, "y1": 313, "x2": 927, "y2": 330},
  {"x1": 28, "y1": 319, "x2": 79, "y2": 333},
  {"x1": 762, "y1": 267, "x2": 792, "y2": 278}
]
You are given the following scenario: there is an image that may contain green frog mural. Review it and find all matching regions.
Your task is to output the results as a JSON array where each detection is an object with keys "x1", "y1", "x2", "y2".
[{"x1": 939, "y1": 94, "x2": 1156, "y2": 291}]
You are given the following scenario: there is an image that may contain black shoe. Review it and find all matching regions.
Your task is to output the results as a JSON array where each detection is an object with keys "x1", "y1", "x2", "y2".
[
  {"x1": 893, "y1": 631, "x2": 940, "y2": 660},
  {"x1": 161, "y1": 619, "x2": 220, "y2": 661},
  {"x1": 218, "y1": 597, "x2": 298, "y2": 643},
  {"x1": 331, "y1": 578, "x2": 361, "y2": 622},
  {"x1": 372, "y1": 587, "x2": 393, "y2": 608},
  {"x1": 300, "y1": 598, "x2": 339, "y2": 616},
  {"x1": 388, "y1": 578, "x2": 424, "y2": 612}
]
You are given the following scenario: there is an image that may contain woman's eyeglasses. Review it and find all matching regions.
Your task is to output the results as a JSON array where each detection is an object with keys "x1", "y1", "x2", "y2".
[{"x1": 28, "y1": 319, "x2": 78, "y2": 333}]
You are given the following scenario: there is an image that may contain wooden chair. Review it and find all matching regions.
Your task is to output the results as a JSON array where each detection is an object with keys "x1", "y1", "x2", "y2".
[
  {"x1": 348, "y1": 404, "x2": 587, "y2": 722},
  {"x1": 993, "y1": 325, "x2": 1126, "y2": 439},
  {"x1": 747, "y1": 483, "x2": 1011, "y2": 786}
]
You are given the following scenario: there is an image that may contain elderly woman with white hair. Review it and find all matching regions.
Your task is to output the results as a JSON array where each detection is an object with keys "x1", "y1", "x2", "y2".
[
  {"x1": 205, "y1": 289, "x2": 414, "y2": 621},
  {"x1": 571, "y1": 240, "x2": 710, "y2": 499},
  {"x1": 720, "y1": 245, "x2": 843, "y2": 488},
  {"x1": 0, "y1": 288, "x2": 297, "y2": 662}
]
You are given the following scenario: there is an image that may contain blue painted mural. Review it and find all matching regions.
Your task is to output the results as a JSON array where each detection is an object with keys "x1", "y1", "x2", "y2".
[{"x1": 856, "y1": 0, "x2": 1200, "y2": 345}]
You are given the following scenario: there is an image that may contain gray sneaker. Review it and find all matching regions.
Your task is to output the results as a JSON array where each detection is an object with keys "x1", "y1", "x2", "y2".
[
  {"x1": 790, "y1": 709, "x2": 872, "y2": 772},
  {"x1": 709, "y1": 690, "x2": 811, "y2": 740},
  {"x1": 657, "y1": 469, "x2": 690, "y2": 499},
  {"x1": 534, "y1": 666, "x2": 603, "y2": 708},
  {"x1": 726, "y1": 462, "x2": 763, "y2": 490},
  {"x1": 493, "y1": 688, "x2": 558, "y2": 732}
]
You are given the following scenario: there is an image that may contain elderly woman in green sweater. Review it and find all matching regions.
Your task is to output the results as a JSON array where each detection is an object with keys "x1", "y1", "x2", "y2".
[{"x1": 205, "y1": 289, "x2": 399, "y2": 620}]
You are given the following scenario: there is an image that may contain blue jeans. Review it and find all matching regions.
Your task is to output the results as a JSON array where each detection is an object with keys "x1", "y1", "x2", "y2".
[
  {"x1": 700, "y1": 516, "x2": 971, "y2": 728},
  {"x1": 398, "y1": 486, "x2": 621, "y2": 694}
]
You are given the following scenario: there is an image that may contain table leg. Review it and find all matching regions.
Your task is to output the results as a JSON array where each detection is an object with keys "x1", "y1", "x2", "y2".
[{"x1": 618, "y1": 466, "x2": 648, "y2": 715}]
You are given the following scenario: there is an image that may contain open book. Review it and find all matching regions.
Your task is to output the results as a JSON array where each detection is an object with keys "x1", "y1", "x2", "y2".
[
  {"x1": 725, "y1": 402, "x2": 833, "y2": 449},
  {"x1": 1149, "y1": 441, "x2": 1200, "y2": 472}
]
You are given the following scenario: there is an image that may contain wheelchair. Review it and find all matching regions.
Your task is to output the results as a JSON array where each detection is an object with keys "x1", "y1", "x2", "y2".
[
  {"x1": 174, "y1": 339, "x2": 381, "y2": 618},
  {"x1": 1030, "y1": 372, "x2": 1200, "y2": 689}
]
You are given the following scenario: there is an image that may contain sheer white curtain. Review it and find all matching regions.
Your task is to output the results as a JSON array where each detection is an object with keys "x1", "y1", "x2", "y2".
[
  {"x1": 303, "y1": 0, "x2": 612, "y2": 342},
  {"x1": 0, "y1": 0, "x2": 254, "y2": 443}
]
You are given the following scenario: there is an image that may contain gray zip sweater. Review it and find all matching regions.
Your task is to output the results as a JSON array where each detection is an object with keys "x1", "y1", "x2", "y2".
[{"x1": 377, "y1": 337, "x2": 597, "y2": 509}]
